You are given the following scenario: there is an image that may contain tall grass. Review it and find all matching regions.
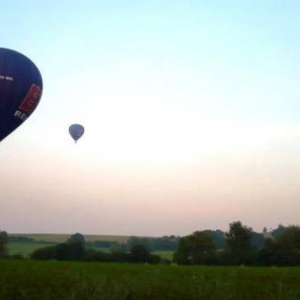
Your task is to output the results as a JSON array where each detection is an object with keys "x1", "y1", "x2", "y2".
[{"x1": 0, "y1": 260, "x2": 300, "y2": 300}]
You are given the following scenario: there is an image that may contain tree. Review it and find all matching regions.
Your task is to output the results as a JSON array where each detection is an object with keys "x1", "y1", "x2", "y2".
[
  {"x1": 202, "y1": 230, "x2": 226, "y2": 250},
  {"x1": 272, "y1": 225, "x2": 300, "y2": 266},
  {"x1": 127, "y1": 236, "x2": 155, "y2": 252},
  {"x1": 153, "y1": 236, "x2": 179, "y2": 251},
  {"x1": 67, "y1": 233, "x2": 85, "y2": 246},
  {"x1": 173, "y1": 231, "x2": 216, "y2": 265},
  {"x1": 272, "y1": 224, "x2": 287, "y2": 239},
  {"x1": 250, "y1": 231, "x2": 265, "y2": 249},
  {"x1": 224, "y1": 221, "x2": 255, "y2": 265},
  {"x1": 256, "y1": 237, "x2": 277, "y2": 266},
  {"x1": 0, "y1": 230, "x2": 8, "y2": 257},
  {"x1": 30, "y1": 246, "x2": 55, "y2": 260},
  {"x1": 130, "y1": 244, "x2": 151, "y2": 263},
  {"x1": 54, "y1": 243, "x2": 84, "y2": 260}
]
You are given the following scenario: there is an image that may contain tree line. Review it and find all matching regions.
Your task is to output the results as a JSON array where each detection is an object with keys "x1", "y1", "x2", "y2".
[
  {"x1": 1, "y1": 221, "x2": 300, "y2": 266},
  {"x1": 174, "y1": 222, "x2": 300, "y2": 266},
  {"x1": 28, "y1": 233, "x2": 161, "y2": 263}
]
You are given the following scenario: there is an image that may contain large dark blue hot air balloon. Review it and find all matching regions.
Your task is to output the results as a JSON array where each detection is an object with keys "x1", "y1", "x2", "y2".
[
  {"x1": 0, "y1": 48, "x2": 43, "y2": 142},
  {"x1": 69, "y1": 124, "x2": 84, "y2": 143}
]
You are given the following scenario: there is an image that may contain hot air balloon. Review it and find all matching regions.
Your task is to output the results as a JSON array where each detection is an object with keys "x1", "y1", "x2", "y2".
[
  {"x1": 0, "y1": 48, "x2": 43, "y2": 142},
  {"x1": 69, "y1": 124, "x2": 84, "y2": 143}
]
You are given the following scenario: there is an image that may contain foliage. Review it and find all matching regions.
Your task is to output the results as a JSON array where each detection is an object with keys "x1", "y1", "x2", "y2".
[
  {"x1": 125, "y1": 235, "x2": 179, "y2": 252},
  {"x1": 250, "y1": 231, "x2": 266, "y2": 249},
  {"x1": 271, "y1": 224, "x2": 287, "y2": 239},
  {"x1": 54, "y1": 243, "x2": 85, "y2": 261},
  {"x1": 0, "y1": 231, "x2": 8, "y2": 257},
  {"x1": 30, "y1": 246, "x2": 56, "y2": 260},
  {"x1": 202, "y1": 229, "x2": 226, "y2": 249},
  {"x1": 29, "y1": 233, "x2": 88, "y2": 261},
  {"x1": 224, "y1": 221, "x2": 256, "y2": 265},
  {"x1": 127, "y1": 236, "x2": 154, "y2": 251},
  {"x1": 129, "y1": 244, "x2": 160, "y2": 263},
  {"x1": 8, "y1": 224, "x2": 300, "y2": 267},
  {"x1": 85, "y1": 249, "x2": 113, "y2": 262},
  {"x1": 67, "y1": 233, "x2": 85, "y2": 246},
  {"x1": 258, "y1": 226, "x2": 300, "y2": 266},
  {"x1": 130, "y1": 244, "x2": 150, "y2": 262},
  {"x1": 85, "y1": 240, "x2": 115, "y2": 249},
  {"x1": 173, "y1": 231, "x2": 217, "y2": 265},
  {"x1": 109, "y1": 241, "x2": 128, "y2": 252},
  {"x1": 30, "y1": 241, "x2": 161, "y2": 264}
]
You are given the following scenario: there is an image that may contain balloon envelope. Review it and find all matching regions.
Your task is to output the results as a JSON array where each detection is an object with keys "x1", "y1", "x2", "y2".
[
  {"x1": 0, "y1": 48, "x2": 43, "y2": 142},
  {"x1": 69, "y1": 124, "x2": 84, "y2": 142}
]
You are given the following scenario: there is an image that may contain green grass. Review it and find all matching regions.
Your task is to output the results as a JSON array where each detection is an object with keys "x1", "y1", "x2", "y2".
[
  {"x1": 7, "y1": 242, "x2": 57, "y2": 257},
  {"x1": 153, "y1": 250, "x2": 174, "y2": 260},
  {"x1": 0, "y1": 260, "x2": 300, "y2": 300}
]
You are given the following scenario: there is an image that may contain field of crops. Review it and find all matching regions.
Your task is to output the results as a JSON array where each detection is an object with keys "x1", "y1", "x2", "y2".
[{"x1": 0, "y1": 260, "x2": 300, "y2": 300}]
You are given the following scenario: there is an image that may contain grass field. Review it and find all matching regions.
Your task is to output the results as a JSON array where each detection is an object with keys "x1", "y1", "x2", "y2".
[
  {"x1": 7, "y1": 242, "x2": 56, "y2": 257},
  {"x1": 0, "y1": 260, "x2": 300, "y2": 300}
]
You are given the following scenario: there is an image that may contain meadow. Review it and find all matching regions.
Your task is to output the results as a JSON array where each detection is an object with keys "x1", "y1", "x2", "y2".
[
  {"x1": 0, "y1": 259, "x2": 300, "y2": 300},
  {"x1": 7, "y1": 241, "x2": 56, "y2": 257}
]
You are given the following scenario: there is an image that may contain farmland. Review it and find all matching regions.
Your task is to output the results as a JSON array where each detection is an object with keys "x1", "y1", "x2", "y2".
[
  {"x1": 8, "y1": 233, "x2": 130, "y2": 243},
  {"x1": 4, "y1": 233, "x2": 300, "y2": 299},
  {"x1": 7, "y1": 241, "x2": 57, "y2": 257},
  {"x1": 8, "y1": 241, "x2": 174, "y2": 260},
  {"x1": 7, "y1": 234, "x2": 174, "y2": 260},
  {"x1": 7, "y1": 233, "x2": 130, "y2": 257},
  {"x1": 0, "y1": 260, "x2": 300, "y2": 300}
]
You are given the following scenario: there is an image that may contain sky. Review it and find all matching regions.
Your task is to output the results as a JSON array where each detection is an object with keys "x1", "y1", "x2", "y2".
[{"x1": 1, "y1": 0, "x2": 300, "y2": 236}]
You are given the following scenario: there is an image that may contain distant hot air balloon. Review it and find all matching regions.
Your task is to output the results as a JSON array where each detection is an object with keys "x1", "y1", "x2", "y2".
[
  {"x1": 0, "y1": 48, "x2": 43, "y2": 142},
  {"x1": 69, "y1": 124, "x2": 84, "y2": 143}
]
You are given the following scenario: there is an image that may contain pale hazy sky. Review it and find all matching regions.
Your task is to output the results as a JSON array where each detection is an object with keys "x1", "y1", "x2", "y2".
[{"x1": 1, "y1": 0, "x2": 300, "y2": 236}]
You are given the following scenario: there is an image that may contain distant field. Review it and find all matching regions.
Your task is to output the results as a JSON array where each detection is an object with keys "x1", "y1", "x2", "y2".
[
  {"x1": 7, "y1": 241, "x2": 118, "y2": 257},
  {"x1": 8, "y1": 234, "x2": 174, "y2": 259},
  {"x1": 8, "y1": 241, "x2": 174, "y2": 259},
  {"x1": 7, "y1": 242, "x2": 57, "y2": 257},
  {"x1": 0, "y1": 260, "x2": 300, "y2": 300},
  {"x1": 9, "y1": 233, "x2": 130, "y2": 243}
]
